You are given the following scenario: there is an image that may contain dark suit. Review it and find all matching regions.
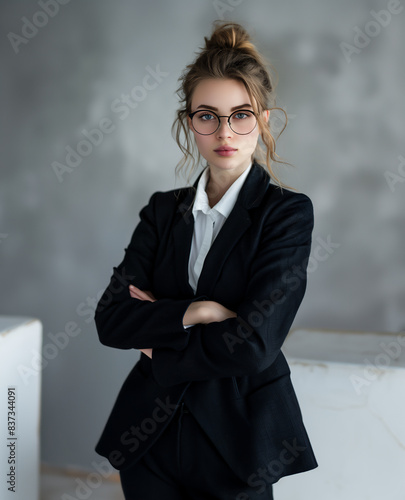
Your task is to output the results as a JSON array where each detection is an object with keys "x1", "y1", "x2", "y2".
[{"x1": 94, "y1": 161, "x2": 318, "y2": 486}]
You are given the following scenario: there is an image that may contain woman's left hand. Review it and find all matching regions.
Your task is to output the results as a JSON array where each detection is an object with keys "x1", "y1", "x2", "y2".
[
  {"x1": 129, "y1": 285, "x2": 154, "y2": 359},
  {"x1": 129, "y1": 285, "x2": 156, "y2": 302}
]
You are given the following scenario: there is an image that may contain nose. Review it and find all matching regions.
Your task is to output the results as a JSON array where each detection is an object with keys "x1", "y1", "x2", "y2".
[{"x1": 215, "y1": 117, "x2": 232, "y2": 138}]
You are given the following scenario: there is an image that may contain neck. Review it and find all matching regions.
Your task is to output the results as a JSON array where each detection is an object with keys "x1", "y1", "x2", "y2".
[{"x1": 205, "y1": 162, "x2": 251, "y2": 204}]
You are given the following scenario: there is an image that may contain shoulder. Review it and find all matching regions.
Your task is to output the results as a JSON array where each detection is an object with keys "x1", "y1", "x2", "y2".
[
  {"x1": 244, "y1": 163, "x2": 313, "y2": 221},
  {"x1": 258, "y1": 182, "x2": 313, "y2": 224},
  {"x1": 251, "y1": 183, "x2": 314, "y2": 246},
  {"x1": 139, "y1": 186, "x2": 195, "y2": 227},
  {"x1": 144, "y1": 186, "x2": 194, "y2": 211}
]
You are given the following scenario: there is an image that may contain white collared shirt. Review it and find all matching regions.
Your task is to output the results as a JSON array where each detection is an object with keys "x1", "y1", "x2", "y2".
[{"x1": 184, "y1": 163, "x2": 252, "y2": 328}]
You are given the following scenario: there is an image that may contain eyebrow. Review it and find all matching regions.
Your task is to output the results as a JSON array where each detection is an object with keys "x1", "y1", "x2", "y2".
[{"x1": 196, "y1": 104, "x2": 253, "y2": 111}]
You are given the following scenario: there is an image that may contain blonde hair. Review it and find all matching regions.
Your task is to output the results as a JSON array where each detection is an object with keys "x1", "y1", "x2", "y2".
[{"x1": 172, "y1": 21, "x2": 291, "y2": 187}]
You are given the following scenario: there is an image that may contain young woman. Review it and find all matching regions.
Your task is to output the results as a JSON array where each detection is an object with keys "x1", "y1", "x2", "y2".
[{"x1": 94, "y1": 21, "x2": 318, "y2": 499}]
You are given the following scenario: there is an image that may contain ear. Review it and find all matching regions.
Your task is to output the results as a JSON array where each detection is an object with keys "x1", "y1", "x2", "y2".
[
  {"x1": 187, "y1": 115, "x2": 193, "y2": 130},
  {"x1": 262, "y1": 109, "x2": 270, "y2": 122}
]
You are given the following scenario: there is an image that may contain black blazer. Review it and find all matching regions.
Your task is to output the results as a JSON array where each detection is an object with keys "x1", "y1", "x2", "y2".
[{"x1": 94, "y1": 161, "x2": 318, "y2": 486}]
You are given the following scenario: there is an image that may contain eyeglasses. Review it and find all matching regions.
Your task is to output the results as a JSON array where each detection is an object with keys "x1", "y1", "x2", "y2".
[{"x1": 188, "y1": 109, "x2": 257, "y2": 135}]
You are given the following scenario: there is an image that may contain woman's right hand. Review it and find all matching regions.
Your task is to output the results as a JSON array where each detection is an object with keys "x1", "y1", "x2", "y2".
[{"x1": 183, "y1": 301, "x2": 236, "y2": 326}]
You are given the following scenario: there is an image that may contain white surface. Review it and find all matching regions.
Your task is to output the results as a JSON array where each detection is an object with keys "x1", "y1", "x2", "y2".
[
  {"x1": 0, "y1": 316, "x2": 42, "y2": 500},
  {"x1": 283, "y1": 328, "x2": 405, "y2": 367},
  {"x1": 273, "y1": 328, "x2": 405, "y2": 500},
  {"x1": 40, "y1": 466, "x2": 124, "y2": 500}
]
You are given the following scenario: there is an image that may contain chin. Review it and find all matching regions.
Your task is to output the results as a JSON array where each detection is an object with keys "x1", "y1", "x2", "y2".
[{"x1": 208, "y1": 156, "x2": 250, "y2": 171}]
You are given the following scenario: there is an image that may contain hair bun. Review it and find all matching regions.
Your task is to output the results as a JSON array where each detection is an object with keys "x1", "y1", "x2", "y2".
[{"x1": 204, "y1": 22, "x2": 254, "y2": 52}]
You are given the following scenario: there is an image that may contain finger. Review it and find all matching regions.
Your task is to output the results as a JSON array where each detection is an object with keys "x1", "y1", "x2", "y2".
[
  {"x1": 144, "y1": 290, "x2": 157, "y2": 302},
  {"x1": 129, "y1": 286, "x2": 142, "y2": 298},
  {"x1": 129, "y1": 285, "x2": 153, "y2": 301}
]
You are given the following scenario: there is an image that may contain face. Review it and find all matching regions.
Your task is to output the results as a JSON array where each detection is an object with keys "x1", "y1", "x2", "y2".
[{"x1": 187, "y1": 78, "x2": 269, "y2": 177}]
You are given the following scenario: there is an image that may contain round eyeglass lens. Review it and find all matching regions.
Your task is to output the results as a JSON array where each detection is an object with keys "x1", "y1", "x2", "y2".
[{"x1": 229, "y1": 110, "x2": 257, "y2": 134}]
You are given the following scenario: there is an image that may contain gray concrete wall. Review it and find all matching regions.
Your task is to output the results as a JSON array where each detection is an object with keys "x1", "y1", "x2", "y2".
[{"x1": 1, "y1": 0, "x2": 404, "y2": 469}]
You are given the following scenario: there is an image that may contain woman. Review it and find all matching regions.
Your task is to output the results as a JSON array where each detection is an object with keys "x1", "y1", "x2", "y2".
[{"x1": 95, "y1": 21, "x2": 318, "y2": 499}]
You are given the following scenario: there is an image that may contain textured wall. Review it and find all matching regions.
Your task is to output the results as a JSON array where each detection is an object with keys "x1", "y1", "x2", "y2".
[{"x1": 1, "y1": 0, "x2": 404, "y2": 469}]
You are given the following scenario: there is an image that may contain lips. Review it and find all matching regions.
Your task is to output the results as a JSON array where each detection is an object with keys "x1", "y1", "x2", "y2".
[
  {"x1": 214, "y1": 146, "x2": 237, "y2": 152},
  {"x1": 214, "y1": 147, "x2": 238, "y2": 157}
]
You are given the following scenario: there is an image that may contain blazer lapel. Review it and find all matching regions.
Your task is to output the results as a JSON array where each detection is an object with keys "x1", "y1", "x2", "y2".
[
  {"x1": 196, "y1": 162, "x2": 270, "y2": 296},
  {"x1": 172, "y1": 162, "x2": 271, "y2": 297},
  {"x1": 195, "y1": 202, "x2": 251, "y2": 296},
  {"x1": 172, "y1": 177, "x2": 200, "y2": 297}
]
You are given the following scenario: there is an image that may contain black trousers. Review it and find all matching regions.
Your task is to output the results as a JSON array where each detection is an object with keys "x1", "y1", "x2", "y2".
[{"x1": 119, "y1": 401, "x2": 274, "y2": 500}]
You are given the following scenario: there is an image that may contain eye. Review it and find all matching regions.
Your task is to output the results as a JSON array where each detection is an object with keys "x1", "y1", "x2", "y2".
[
  {"x1": 233, "y1": 112, "x2": 249, "y2": 120},
  {"x1": 196, "y1": 112, "x2": 216, "y2": 121}
]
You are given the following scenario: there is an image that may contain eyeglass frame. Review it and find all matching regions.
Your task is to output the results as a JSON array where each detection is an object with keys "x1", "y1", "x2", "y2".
[{"x1": 188, "y1": 109, "x2": 258, "y2": 136}]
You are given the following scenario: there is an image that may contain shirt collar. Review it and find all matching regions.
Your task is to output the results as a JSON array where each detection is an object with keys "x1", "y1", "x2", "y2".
[{"x1": 192, "y1": 163, "x2": 252, "y2": 218}]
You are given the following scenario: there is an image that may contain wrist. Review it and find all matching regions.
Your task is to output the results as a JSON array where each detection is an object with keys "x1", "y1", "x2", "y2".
[
  {"x1": 198, "y1": 301, "x2": 213, "y2": 324},
  {"x1": 183, "y1": 300, "x2": 212, "y2": 325}
]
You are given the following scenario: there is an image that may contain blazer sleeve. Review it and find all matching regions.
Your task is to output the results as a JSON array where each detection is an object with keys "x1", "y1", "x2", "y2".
[
  {"x1": 151, "y1": 193, "x2": 314, "y2": 387},
  {"x1": 94, "y1": 191, "x2": 207, "y2": 351}
]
